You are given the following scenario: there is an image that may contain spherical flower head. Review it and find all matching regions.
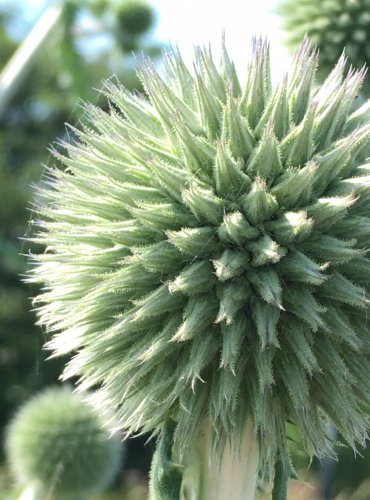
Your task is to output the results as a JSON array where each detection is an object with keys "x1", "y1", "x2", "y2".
[
  {"x1": 278, "y1": 0, "x2": 370, "y2": 93},
  {"x1": 30, "y1": 38, "x2": 370, "y2": 475},
  {"x1": 6, "y1": 387, "x2": 122, "y2": 498}
]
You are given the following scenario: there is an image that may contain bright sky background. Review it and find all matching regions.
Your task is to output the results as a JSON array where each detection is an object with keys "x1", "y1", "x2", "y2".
[
  {"x1": 151, "y1": 0, "x2": 290, "y2": 82},
  {"x1": 4, "y1": 0, "x2": 291, "y2": 83}
]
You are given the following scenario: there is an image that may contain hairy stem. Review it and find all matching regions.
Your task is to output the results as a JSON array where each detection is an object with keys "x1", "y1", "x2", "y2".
[
  {"x1": 0, "y1": 4, "x2": 62, "y2": 118},
  {"x1": 180, "y1": 419, "x2": 259, "y2": 500},
  {"x1": 272, "y1": 459, "x2": 289, "y2": 500}
]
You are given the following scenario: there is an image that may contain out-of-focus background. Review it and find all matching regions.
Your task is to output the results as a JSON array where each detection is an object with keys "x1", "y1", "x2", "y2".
[{"x1": 1, "y1": 1, "x2": 370, "y2": 499}]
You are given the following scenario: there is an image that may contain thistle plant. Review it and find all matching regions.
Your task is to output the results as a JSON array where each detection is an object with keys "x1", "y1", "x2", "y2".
[
  {"x1": 6, "y1": 387, "x2": 122, "y2": 499},
  {"x1": 29, "y1": 38, "x2": 370, "y2": 497},
  {"x1": 278, "y1": 0, "x2": 370, "y2": 93}
]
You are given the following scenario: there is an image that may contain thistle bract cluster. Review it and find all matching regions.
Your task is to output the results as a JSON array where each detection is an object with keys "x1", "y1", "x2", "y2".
[
  {"x1": 31, "y1": 39, "x2": 370, "y2": 473},
  {"x1": 278, "y1": 0, "x2": 370, "y2": 92},
  {"x1": 6, "y1": 387, "x2": 122, "y2": 498}
]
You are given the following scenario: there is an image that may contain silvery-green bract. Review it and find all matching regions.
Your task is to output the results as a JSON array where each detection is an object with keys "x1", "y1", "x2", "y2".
[
  {"x1": 278, "y1": 0, "x2": 370, "y2": 91},
  {"x1": 6, "y1": 387, "x2": 122, "y2": 498},
  {"x1": 30, "y1": 39, "x2": 370, "y2": 475}
]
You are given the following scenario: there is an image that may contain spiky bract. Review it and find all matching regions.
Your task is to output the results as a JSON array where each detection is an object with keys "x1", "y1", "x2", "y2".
[
  {"x1": 30, "y1": 39, "x2": 370, "y2": 474},
  {"x1": 6, "y1": 387, "x2": 122, "y2": 498},
  {"x1": 278, "y1": 0, "x2": 370, "y2": 92}
]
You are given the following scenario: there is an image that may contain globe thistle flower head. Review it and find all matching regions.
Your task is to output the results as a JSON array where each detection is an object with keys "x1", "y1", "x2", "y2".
[
  {"x1": 278, "y1": 0, "x2": 370, "y2": 93},
  {"x1": 30, "y1": 38, "x2": 370, "y2": 475},
  {"x1": 6, "y1": 387, "x2": 122, "y2": 498}
]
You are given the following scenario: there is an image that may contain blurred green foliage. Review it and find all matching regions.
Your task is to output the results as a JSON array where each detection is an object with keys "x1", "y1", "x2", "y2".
[
  {"x1": 0, "y1": 464, "x2": 149, "y2": 499},
  {"x1": 277, "y1": 0, "x2": 370, "y2": 95},
  {"x1": 0, "y1": 9, "x2": 64, "y2": 454},
  {"x1": 0, "y1": 0, "x2": 160, "y2": 478}
]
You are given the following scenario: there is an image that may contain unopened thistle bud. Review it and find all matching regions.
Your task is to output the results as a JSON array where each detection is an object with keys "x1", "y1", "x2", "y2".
[
  {"x1": 6, "y1": 387, "x2": 122, "y2": 499},
  {"x1": 116, "y1": 0, "x2": 155, "y2": 36},
  {"x1": 278, "y1": 0, "x2": 370, "y2": 92}
]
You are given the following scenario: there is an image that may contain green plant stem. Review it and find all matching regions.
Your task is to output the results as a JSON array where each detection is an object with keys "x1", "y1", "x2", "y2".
[
  {"x1": 180, "y1": 419, "x2": 259, "y2": 500},
  {"x1": 0, "y1": 4, "x2": 62, "y2": 119},
  {"x1": 272, "y1": 459, "x2": 289, "y2": 500},
  {"x1": 18, "y1": 484, "x2": 41, "y2": 500},
  {"x1": 149, "y1": 421, "x2": 183, "y2": 500}
]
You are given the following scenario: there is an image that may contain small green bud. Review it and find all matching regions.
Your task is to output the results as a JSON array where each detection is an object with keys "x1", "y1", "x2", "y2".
[
  {"x1": 216, "y1": 279, "x2": 251, "y2": 325},
  {"x1": 248, "y1": 268, "x2": 283, "y2": 308},
  {"x1": 173, "y1": 295, "x2": 218, "y2": 342},
  {"x1": 254, "y1": 76, "x2": 289, "y2": 140},
  {"x1": 168, "y1": 261, "x2": 217, "y2": 295},
  {"x1": 116, "y1": 0, "x2": 155, "y2": 36},
  {"x1": 6, "y1": 387, "x2": 122, "y2": 499},
  {"x1": 240, "y1": 178, "x2": 278, "y2": 225},
  {"x1": 214, "y1": 141, "x2": 251, "y2": 197},
  {"x1": 265, "y1": 211, "x2": 313, "y2": 244},
  {"x1": 213, "y1": 249, "x2": 249, "y2": 282},
  {"x1": 318, "y1": 271, "x2": 369, "y2": 307},
  {"x1": 223, "y1": 92, "x2": 256, "y2": 159},
  {"x1": 306, "y1": 193, "x2": 357, "y2": 229},
  {"x1": 166, "y1": 227, "x2": 220, "y2": 257},
  {"x1": 247, "y1": 124, "x2": 283, "y2": 181},
  {"x1": 300, "y1": 234, "x2": 365, "y2": 264},
  {"x1": 134, "y1": 284, "x2": 185, "y2": 319},
  {"x1": 220, "y1": 314, "x2": 249, "y2": 371},
  {"x1": 271, "y1": 161, "x2": 317, "y2": 208},
  {"x1": 252, "y1": 299, "x2": 280, "y2": 348},
  {"x1": 277, "y1": 250, "x2": 328, "y2": 285},
  {"x1": 218, "y1": 211, "x2": 260, "y2": 245},
  {"x1": 133, "y1": 241, "x2": 185, "y2": 273},
  {"x1": 283, "y1": 286, "x2": 326, "y2": 331},
  {"x1": 182, "y1": 182, "x2": 224, "y2": 225},
  {"x1": 248, "y1": 235, "x2": 287, "y2": 267}
]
